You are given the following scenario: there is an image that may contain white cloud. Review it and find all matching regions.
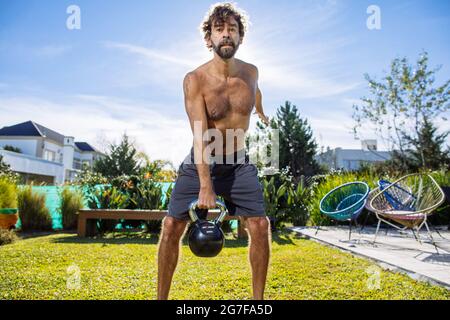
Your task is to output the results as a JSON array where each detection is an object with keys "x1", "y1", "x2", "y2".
[
  {"x1": 338, "y1": 97, "x2": 450, "y2": 150},
  {"x1": 236, "y1": 2, "x2": 360, "y2": 99},
  {"x1": 0, "y1": 92, "x2": 277, "y2": 166},
  {"x1": 102, "y1": 0, "x2": 359, "y2": 99},
  {"x1": 0, "y1": 0, "x2": 389, "y2": 158},
  {"x1": 101, "y1": 39, "x2": 209, "y2": 91},
  {"x1": 0, "y1": 94, "x2": 194, "y2": 166},
  {"x1": 103, "y1": 41, "x2": 196, "y2": 68}
]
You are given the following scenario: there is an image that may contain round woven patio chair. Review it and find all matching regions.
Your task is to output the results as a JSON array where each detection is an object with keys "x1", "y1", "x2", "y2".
[
  {"x1": 368, "y1": 173, "x2": 446, "y2": 246},
  {"x1": 318, "y1": 181, "x2": 370, "y2": 241}
]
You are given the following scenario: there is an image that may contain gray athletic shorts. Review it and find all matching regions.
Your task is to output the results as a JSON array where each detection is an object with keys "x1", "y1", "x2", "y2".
[{"x1": 167, "y1": 147, "x2": 266, "y2": 221}]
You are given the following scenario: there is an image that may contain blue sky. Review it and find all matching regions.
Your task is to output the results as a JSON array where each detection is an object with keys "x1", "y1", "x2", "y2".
[{"x1": 0, "y1": 0, "x2": 449, "y2": 165}]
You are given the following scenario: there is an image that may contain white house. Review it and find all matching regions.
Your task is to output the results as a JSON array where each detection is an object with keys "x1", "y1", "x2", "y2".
[
  {"x1": 315, "y1": 139, "x2": 392, "y2": 171},
  {"x1": 0, "y1": 120, "x2": 105, "y2": 185}
]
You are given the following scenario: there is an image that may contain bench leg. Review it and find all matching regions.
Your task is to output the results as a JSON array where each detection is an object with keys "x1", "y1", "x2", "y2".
[
  {"x1": 78, "y1": 216, "x2": 86, "y2": 237},
  {"x1": 86, "y1": 219, "x2": 98, "y2": 237}
]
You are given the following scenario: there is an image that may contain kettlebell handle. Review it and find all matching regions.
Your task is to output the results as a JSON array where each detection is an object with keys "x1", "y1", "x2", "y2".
[{"x1": 188, "y1": 199, "x2": 228, "y2": 224}]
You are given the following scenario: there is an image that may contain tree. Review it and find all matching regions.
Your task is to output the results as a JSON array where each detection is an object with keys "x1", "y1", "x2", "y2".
[
  {"x1": 137, "y1": 151, "x2": 177, "y2": 182},
  {"x1": 0, "y1": 155, "x2": 10, "y2": 173},
  {"x1": 0, "y1": 154, "x2": 20, "y2": 183},
  {"x1": 404, "y1": 118, "x2": 450, "y2": 170},
  {"x1": 272, "y1": 101, "x2": 321, "y2": 178},
  {"x1": 3, "y1": 145, "x2": 21, "y2": 153},
  {"x1": 352, "y1": 51, "x2": 450, "y2": 171},
  {"x1": 93, "y1": 133, "x2": 141, "y2": 178}
]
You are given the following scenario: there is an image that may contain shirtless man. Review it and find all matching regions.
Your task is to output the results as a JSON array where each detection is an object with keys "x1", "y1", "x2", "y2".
[{"x1": 157, "y1": 3, "x2": 271, "y2": 300}]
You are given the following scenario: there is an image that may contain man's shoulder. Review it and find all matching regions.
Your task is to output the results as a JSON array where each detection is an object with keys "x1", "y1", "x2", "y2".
[
  {"x1": 183, "y1": 69, "x2": 203, "y2": 97},
  {"x1": 183, "y1": 69, "x2": 203, "y2": 90},
  {"x1": 184, "y1": 64, "x2": 208, "y2": 84},
  {"x1": 236, "y1": 60, "x2": 258, "y2": 81},
  {"x1": 236, "y1": 59, "x2": 258, "y2": 74}
]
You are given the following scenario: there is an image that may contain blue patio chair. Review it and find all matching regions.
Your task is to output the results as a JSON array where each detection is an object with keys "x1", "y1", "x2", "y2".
[{"x1": 318, "y1": 181, "x2": 370, "y2": 241}]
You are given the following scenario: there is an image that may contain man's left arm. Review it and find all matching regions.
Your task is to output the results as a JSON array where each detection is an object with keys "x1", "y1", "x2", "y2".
[
  {"x1": 253, "y1": 66, "x2": 269, "y2": 126},
  {"x1": 255, "y1": 86, "x2": 269, "y2": 125}
]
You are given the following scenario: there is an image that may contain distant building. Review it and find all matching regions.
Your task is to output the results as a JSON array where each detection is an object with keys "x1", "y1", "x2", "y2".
[
  {"x1": 315, "y1": 139, "x2": 391, "y2": 171},
  {"x1": 0, "y1": 120, "x2": 105, "y2": 185}
]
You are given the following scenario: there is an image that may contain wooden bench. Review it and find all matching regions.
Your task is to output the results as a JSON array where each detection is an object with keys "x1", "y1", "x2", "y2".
[{"x1": 77, "y1": 209, "x2": 248, "y2": 239}]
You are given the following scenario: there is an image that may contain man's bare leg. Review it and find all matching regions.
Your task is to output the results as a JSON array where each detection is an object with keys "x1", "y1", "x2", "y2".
[
  {"x1": 242, "y1": 216, "x2": 271, "y2": 300},
  {"x1": 157, "y1": 216, "x2": 189, "y2": 300}
]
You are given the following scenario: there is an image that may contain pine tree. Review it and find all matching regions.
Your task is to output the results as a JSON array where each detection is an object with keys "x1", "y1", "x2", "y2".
[
  {"x1": 272, "y1": 101, "x2": 320, "y2": 178},
  {"x1": 93, "y1": 134, "x2": 141, "y2": 178},
  {"x1": 405, "y1": 118, "x2": 450, "y2": 170}
]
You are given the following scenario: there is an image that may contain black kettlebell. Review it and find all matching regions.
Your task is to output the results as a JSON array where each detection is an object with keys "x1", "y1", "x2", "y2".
[{"x1": 188, "y1": 199, "x2": 228, "y2": 258}]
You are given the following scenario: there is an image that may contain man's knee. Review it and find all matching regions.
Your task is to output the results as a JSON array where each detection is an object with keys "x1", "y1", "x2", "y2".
[
  {"x1": 244, "y1": 217, "x2": 270, "y2": 238},
  {"x1": 160, "y1": 216, "x2": 188, "y2": 243}
]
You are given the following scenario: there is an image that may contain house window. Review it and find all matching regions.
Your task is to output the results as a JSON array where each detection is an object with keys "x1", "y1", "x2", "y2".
[
  {"x1": 43, "y1": 150, "x2": 56, "y2": 162},
  {"x1": 73, "y1": 158, "x2": 82, "y2": 170}
]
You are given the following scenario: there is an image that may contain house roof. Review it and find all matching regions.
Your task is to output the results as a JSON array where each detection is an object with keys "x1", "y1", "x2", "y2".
[
  {"x1": 0, "y1": 121, "x2": 104, "y2": 154},
  {"x1": 0, "y1": 120, "x2": 65, "y2": 144},
  {"x1": 75, "y1": 142, "x2": 97, "y2": 152}
]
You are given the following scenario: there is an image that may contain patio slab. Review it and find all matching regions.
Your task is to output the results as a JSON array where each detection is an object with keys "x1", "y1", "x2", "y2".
[{"x1": 289, "y1": 226, "x2": 450, "y2": 290}]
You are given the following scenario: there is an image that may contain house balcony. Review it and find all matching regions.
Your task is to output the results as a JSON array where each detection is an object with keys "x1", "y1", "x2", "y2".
[{"x1": 0, "y1": 149, "x2": 64, "y2": 184}]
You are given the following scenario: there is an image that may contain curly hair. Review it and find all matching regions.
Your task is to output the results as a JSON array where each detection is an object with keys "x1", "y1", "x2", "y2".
[{"x1": 200, "y1": 2, "x2": 249, "y2": 49}]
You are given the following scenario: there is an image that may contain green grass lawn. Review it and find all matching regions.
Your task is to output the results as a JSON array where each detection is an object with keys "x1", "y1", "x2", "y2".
[{"x1": 0, "y1": 231, "x2": 449, "y2": 300}]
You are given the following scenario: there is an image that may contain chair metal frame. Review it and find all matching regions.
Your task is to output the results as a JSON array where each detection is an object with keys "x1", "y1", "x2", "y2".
[
  {"x1": 366, "y1": 173, "x2": 446, "y2": 247},
  {"x1": 318, "y1": 181, "x2": 370, "y2": 241}
]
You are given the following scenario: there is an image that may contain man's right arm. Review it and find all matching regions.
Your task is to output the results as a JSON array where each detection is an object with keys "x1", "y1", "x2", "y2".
[{"x1": 183, "y1": 72, "x2": 217, "y2": 209}]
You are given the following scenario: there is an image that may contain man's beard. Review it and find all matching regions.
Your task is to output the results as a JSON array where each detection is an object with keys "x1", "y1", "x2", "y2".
[{"x1": 212, "y1": 41, "x2": 238, "y2": 59}]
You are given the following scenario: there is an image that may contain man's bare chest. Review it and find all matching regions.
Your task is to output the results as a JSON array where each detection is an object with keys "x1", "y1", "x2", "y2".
[{"x1": 202, "y1": 77, "x2": 256, "y2": 121}]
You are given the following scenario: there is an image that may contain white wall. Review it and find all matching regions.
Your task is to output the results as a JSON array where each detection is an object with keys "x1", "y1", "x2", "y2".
[
  {"x1": 336, "y1": 149, "x2": 391, "y2": 170},
  {"x1": 80, "y1": 152, "x2": 94, "y2": 165},
  {"x1": 316, "y1": 148, "x2": 391, "y2": 171},
  {"x1": 0, "y1": 138, "x2": 38, "y2": 156},
  {"x1": 78, "y1": 152, "x2": 103, "y2": 168},
  {"x1": 73, "y1": 150, "x2": 82, "y2": 170},
  {"x1": 43, "y1": 139, "x2": 63, "y2": 163},
  {"x1": 0, "y1": 136, "x2": 103, "y2": 183},
  {"x1": 62, "y1": 137, "x2": 75, "y2": 173},
  {"x1": 0, "y1": 149, "x2": 64, "y2": 184}
]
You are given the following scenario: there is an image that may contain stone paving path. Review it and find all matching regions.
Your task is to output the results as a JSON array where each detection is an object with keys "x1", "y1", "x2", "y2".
[{"x1": 289, "y1": 226, "x2": 450, "y2": 289}]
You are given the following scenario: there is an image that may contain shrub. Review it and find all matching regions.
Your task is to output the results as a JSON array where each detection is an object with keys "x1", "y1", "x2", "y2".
[
  {"x1": 0, "y1": 177, "x2": 17, "y2": 209},
  {"x1": 84, "y1": 185, "x2": 128, "y2": 210},
  {"x1": 162, "y1": 183, "x2": 173, "y2": 210},
  {"x1": 17, "y1": 186, "x2": 52, "y2": 231},
  {"x1": 0, "y1": 229, "x2": 18, "y2": 245},
  {"x1": 112, "y1": 175, "x2": 167, "y2": 233},
  {"x1": 71, "y1": 166, "x2": 108, "y2": 189},
  {"x1": 430, "y1": 169, "x2": 450, "y2": 187},
  {"x1": 428, "y1": 169, "x2": 450, "y2": 226},
  {"x1": 280, "y1": 176, "x2": 316, "y2": 226},
  {"x1": 142, "y1": 182, "x2": 174, "y2": 233},
  {"x1": 58, "y1": 187, "x2": 84, "y2": 230},
  {"x1": 83, "y1": 185, "x2": 128, "y2": 234},
  {"x1": 258, "y1": 167, "x2": 310, "y2": 229},
  {"x1": 260, "y1": 175, "x2": 285, "y2": 229},
  {"x1": 0, "y1": 155, "x2": 21, "y2": 184}
]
